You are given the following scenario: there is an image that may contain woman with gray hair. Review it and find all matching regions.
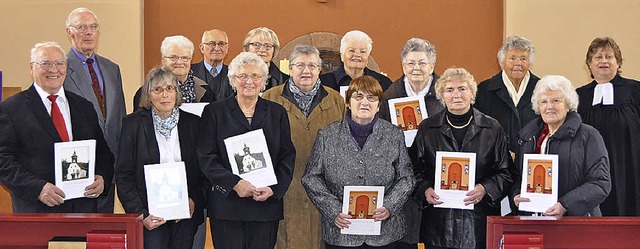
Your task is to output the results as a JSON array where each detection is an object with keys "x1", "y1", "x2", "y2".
[
  {"x1": 511, "y1": 75, "x2": 611, "y2": 217},
  {"x1": 410, "y1": 68, "x2": 513, "y2": 249},
  {"x1": 475, "y1": 35, "x2": 541, "y2": 157},
  {"x1": 243, "y1": 27, "x2": 289, "y2": 91},
  {"x1": 262, "y1": 44, "x2": 345, "y2": 249},
  {"x1": 320, "y1": 30, "x2": 393, "y2": 92},
  {"x1": 116, "y1": 66, "x2": 204, "y2": 249},
  {"x1": 199, "y1": 52, "x2": 295, "y2": 249}
]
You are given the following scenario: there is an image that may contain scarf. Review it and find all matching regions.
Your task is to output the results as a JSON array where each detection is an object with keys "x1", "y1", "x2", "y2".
[
  {"x1": 152, "y1": 107, "x2": 180, "y2": 141},
  {"x1": 179, "y1": 73, "x2": 197, "y2": 103},
  {"x1": 288, "y1": 78, "x2": 321, "y2": 117}
]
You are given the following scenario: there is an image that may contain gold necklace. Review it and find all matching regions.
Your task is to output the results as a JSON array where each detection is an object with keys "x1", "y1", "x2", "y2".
[{"x1": 446, "y1": 115, "x2": 473, "y2": 129}]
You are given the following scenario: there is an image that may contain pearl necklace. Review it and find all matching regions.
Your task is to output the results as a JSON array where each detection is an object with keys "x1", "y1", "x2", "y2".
[{"x1": 446, "y1": 115, "x2": 473, "y2": 129}]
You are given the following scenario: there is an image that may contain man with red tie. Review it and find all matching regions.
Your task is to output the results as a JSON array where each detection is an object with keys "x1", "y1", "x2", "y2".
[{"x1": 0, "y1": 41, "x2": 114, "y2": 213}]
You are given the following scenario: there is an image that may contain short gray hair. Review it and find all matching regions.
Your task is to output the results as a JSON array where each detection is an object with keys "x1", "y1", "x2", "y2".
[
  {"x1": 401, "y1": 38, "x2": 436, "y2": 65},
  {"x1": 497, "y1": 35, "x2": 535, "y2": 65},
  {"x1": 227, "y1": 52, "x2": 269, "y2": 91},
  {"x1": 242, "y1": 27, "x2": 281, "y2": 60},
  {"x1": 531, "y1": 75, "x2": 579, "y2": 114},
  {"x1": 435, "y1": 67, "x2": 478, "y2": 106},
  {"x1": 340, "y1": 30, "x2": 373, "y2": 54},
  {"x1": 139, "y1": 66, "x2": 183, "y2": 109},
  {"x1": 31, "y1": 41, "x2": 66, "y2": 62},
  {"x1": 289, "y1": 45, "x2": 322, "y2": 65},
  {"x1": 66, "y1": 7, "x2": 99, "y2": 27},
  {"x1": 160, "y1": 35, "x2": 194, "y2": 57}
]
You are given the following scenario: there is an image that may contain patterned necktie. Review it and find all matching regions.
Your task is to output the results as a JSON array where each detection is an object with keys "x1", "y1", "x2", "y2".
[
  {"x1": 210, "y1": 67, "x2": 218, "y2": 77},
  {"x1": 47, "y1": 95, "x2": 70, "y2": 142},
  {"x1": 86, "y1": 58, "x2": 106, "y2": 118}
]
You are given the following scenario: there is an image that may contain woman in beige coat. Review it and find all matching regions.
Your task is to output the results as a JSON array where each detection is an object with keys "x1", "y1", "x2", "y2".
[{"x1": 262, "y1": 44, "x2": 345, "y2": 249}]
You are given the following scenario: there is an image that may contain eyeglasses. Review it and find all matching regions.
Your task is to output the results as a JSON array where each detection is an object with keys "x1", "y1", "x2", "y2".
[
  {"x1": 290, "y1": 62, "x2": 320, "y2": 71},
  {"x1": 234, "y1": 74, "x2": 264, "y2": 82},
  {"x1": 249, "y1": 42, "x2": 274, "y2": 50},
  {"x1": 539, "y1": 98, "x2": 564, "y2": 107},
  {"x1": 31, "y1": 60, "x2": 67, "y2": 70},
  {"x1": 151, "y1": 85, "x2": 177, "y2": 94},
  {"x1": 70, "y1": 24, "x2": 100, "y2": 33},
  {"x1": 403, "y1": 60, "x2": 430, "y2": 68},
  {"x1": 164, "y1": 55, "x2": 192, "y2": 62},
  {"x1": 202, "y1": 41, "x2": 228, "y2": 47},
  {"x1": 351, "y1": 93, "x2": 379, "y2": 102}
]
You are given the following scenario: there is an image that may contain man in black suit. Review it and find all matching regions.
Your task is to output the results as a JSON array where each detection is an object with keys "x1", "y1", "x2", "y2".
[
  {"x1": 0, "y1": 42, "x2": 114, "y2": 213},
  {"x1": 191, "y1": 29, "x2": 233, "y2": 102},
  {"x1": 63, "y1": 7, "x2": 126, "y2": 213}
]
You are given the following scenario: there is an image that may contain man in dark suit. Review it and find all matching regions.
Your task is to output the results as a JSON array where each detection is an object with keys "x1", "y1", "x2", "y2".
[
  {"x1": 0, "y1": 42, "x2": 114, "y2": 213},
  {"x1": 191, "y1": 29, "x2": 233, "y2": 102},
  {"x1": 63, "y1": 7, "x2": 125, "y2": 213}
]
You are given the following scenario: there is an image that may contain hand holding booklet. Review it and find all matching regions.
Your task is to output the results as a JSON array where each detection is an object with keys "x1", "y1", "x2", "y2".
[
  {"x1": 341, "y1": 186, "x2": 385, "y2": 235},
  {"x1": 144, "y1": 162, "x2": 190, "y2": 221},
  {"x1": 224, "y1": 129, "x2": 277, "y2": 188},
  {"x1": 54, "y1": 140, "x2": 96, "y2": 200},
  {"x1": 433, "y1": 151, "x2": 477, "y2": 210}
]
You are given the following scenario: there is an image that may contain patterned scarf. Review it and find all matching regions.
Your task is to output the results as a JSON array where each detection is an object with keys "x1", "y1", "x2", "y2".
[
  {"x1": 152, "y1": 107, "x2": 180, "y2": 141},
  {"x1": 288, "y1": 78, "x2": 320, "y2": 117},
  {"x1": 179, "y1": 73, "x2": 197, "y2": 103}
]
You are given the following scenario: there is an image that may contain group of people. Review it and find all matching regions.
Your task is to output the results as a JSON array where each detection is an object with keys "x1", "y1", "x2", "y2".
[{"x1": 0, "y1": 6, "x2": 638, "y2": 249}]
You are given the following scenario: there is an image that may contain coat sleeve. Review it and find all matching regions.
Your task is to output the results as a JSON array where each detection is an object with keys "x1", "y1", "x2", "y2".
[
  {"x1": 383, "y1": 129, "x2": 415, "y2": 216},
  {"x1": 114, "y1": 116, "x2": 149, "y2": 217},
  {"x1": 477, "y1": 126, "x2": 514, "y2": 205},
  {"x1": 408, "y1": 124, "x2": 434, "y2": 207},
  {"x1": 558, "y1": 128, "x2": 611, "y2": 216},
  {"x1": 270, "y1": 108, "x2": 296, "y2": 199},
  {"x1": 301, "y1": 128, "x2": 343, "y2": 219}
]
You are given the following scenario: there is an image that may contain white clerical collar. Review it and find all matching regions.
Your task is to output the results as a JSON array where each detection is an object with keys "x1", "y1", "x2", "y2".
[
  {"x1": 593, "y1": 82, "x2": 614, "y2": 106},
  {"x1": 404, "y1": 75, "x2": 432, "y2": 97}
]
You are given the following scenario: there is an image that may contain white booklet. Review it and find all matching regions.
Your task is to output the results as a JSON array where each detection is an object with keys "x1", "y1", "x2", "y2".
[
  {"x1": 434, "y1": 151, "x2": 477, "y2": 210},
  {"x1": 339, "y1": 86, "x2": 349, "y2": 100},
  {"x1": 54, "y1": 139, "x2": 96, "y2": 200},
  {"x1": 387, "y1": 96, "x2": 428, "y2": 146},
  {"x1": 179, "y1": 103, "x2": 209, "y2": 117},
  {"x1": 224, "y1": 129, "x2": 277, "y2": 188},
  {"x1": 341, "y1": 186, "x2": 385, "y2": 235},
  {"x1": 518, "y1": 154, "x2": 559, "y2": 213},
  {"x1": 144, "y1": 162, "x2": 190, "y2": 220}
]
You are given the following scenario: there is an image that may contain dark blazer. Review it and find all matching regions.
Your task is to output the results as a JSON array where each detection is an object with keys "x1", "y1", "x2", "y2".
[
  {"x1": 191, "y1": 61, "x2": 233, "y2": 102},
  {"x1": 379, "y1": 73, "x2": 444, "y2": 123},
  {"x1": 64, "y1": 50, "x2": 126, "y2": 159},
  {"x1": 475, "y1": 71, "x2": 540, "y2": 152},
  {"x1": 115, "y1": 108, "x2": 204, "y2": 225},
  {"x1": 320, "y1": 65, "x2": 393, "y2": 92},
  {"x1": 198, "y1": 96, "x2": 296, "y2": 221},
  {"x1": 0, "y1": 85, "x2": 114, "y2": 213},
  {"x1": 132, "y1": 73, "x2": 213, "y2": 111},
  {"x1": 266, "y1": 62, "x2": 289, "y2": 91}
]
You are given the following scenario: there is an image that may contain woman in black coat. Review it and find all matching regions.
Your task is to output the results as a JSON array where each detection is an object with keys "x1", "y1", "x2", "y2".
[{"x1": 116, "y1": 66, "x2": 204, "y2": 249}]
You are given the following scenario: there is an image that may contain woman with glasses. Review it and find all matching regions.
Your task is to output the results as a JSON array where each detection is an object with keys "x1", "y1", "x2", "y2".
[
  {"x1": 199, "y1": 52, "x2": 295, "y2": 249},
  {"x1": 410, "y1": 68, "x2": 513, "y2": 249},
  {"x1": 242, "y1": 27, "x2": 289, "y2": 91},
  {"x1": 116, "y1": 66, "x2": 204, "y2": 249},
  {"x1": 262, "y1": 45, "x2": 345, "y2": 249},
  {"x1": 302, "y1": 76, "x2": 415, "y2": 249},
  {"x1": 512, "y1": 75, "x2": 611, "y2": 217},
  {"x1": 134, "y1": 35, "x2": 213, "y2": 110}
]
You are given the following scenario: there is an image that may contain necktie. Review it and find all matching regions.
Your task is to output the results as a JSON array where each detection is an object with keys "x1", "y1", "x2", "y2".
[
  {"x1": 86, "y1": 58, "x2": 106, "y2": 118},
  {"x1": 210, "y1": 67, "x2": 218, "y2": 77},
  {"x1": 48, "y1": 95, "x2": 70, "y2": 142}
]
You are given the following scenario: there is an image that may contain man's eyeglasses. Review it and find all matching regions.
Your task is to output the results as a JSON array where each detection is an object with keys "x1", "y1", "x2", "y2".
[
  {"x1": 290, "y1": 62, "x2": 320, "y2": 71},
  {"x1": 164, "y1": 56, "x2": 192, "y2": 62},
  {"x1": 31, "y1": 60, "x2": 67, "y2": 70},
  {"x1": 249, "y1": 42, "x2": 274, "y2": 50},
  {"x1": 203, "y1": 41, "x2": 228, "y2": 47},
  {"x1": 539, "y1": 98, "x2": 564, "y2": 107},
  {"x1": 234, "y1": 74, "x2": 264, "y2": 82},
  {"x1": 151, "y1": 85, "x2": 177, "y2": 94},
  {"x1": 351, "y1": 93, "x2": 379, "y2": 102},
  {"x1": 70, "y1": 24, "x2": 100, "y2": 33}
]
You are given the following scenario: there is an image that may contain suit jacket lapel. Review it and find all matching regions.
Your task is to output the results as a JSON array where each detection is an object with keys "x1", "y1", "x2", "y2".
[
  {"x1": 177, "y1": 110, "x2": 192, "y2": 161},
  {"x1": 25, "y1": 86, "x2": 61, "y2": 142},
  {"x1": 250, "y1": 98, "x2": 268, "y2": 129},
  {"x1": 142, "y1": 110, "x2": 161, "y2": 162},
  {"x1": 66, "y1": 50, "x2": 105, "y2": 128},
  {"x1": 228, "y1": 98, "x2": 252, "y2": 129},
  {"x1": 95, "y1": 55, "x2": 117, "y2": 120},
  {"x1": 490, "y1": 75, "x2": 518, "y2": 114}
]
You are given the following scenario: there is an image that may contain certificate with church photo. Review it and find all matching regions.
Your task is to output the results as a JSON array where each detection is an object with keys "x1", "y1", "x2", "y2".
[
  {"x1": 224, "y1": 129, "x2": 277, "y2": 188},
  {"x1": 144, "y1": 162, "x2": 190, "y2": 221},
  {"x1": 387, "y1": 96, "x2": 428, "y2": 146},
  {"x1": 519, "y1": 154, "x2": 559, "y2": 213},
  {"x1": 341, "y1": 186, "x2": 385, "y2": 235},
  {"x1": 434, "y1": 151, "x2": 477, "y2": 210},
  {"x1": 54, "y1": 139, "x2": 96, "y2": 200}
]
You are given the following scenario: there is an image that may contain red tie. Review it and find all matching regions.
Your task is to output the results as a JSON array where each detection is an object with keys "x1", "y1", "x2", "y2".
[
  {"x1": 47, "y1": 95, "x2": 70, "y2": 142},
  {"x1": 86, "y1": 58, "x2": 106, "y2": 118}
]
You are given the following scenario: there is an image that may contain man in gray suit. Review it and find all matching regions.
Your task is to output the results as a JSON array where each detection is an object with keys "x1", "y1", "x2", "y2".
[
  {"x1": 191, "y1": 29, "x2": 233, "y2": 102},
  {"x1": 63, "y1": 7, "x2": 125, "y2": 213}
]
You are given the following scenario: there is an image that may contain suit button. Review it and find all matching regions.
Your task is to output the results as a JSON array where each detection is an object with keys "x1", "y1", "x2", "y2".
[
  {"x1": 305, "y1": 127, "x2": 309, "y2": 130},
  {"x1": 358, "y1": 175, "x2": 364, "y2": 179},
  {"x1": 359, "y1": 160, "x2": 364, "y2": 164}
]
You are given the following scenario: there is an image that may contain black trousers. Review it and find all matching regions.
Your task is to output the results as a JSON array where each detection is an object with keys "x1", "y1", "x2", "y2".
[
  {"x1": 210, "y1": 219, "x2": 278, "y2": 249},
  {"x1": 97, "y1": 183, "x2": 115, "y2": 213},
  {"x1": 325, "y1": 241, "x2": 399, "y2": 249},
  {"x1": 143, "y1": 219, "x2": 196, "y2": 249}
]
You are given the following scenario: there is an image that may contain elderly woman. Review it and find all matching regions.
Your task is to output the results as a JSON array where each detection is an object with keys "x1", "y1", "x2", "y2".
[
  {"x1": 199, "y1": 52, "x2": 295, "y2": 249},
  {"x1": 243, "y1": 27, "x2": 289, "y2": 91},
  {"x1": 302, "y1": 75, "x2": 415, "y2": 249},
  {"x1": 134, "y1": 35, "x2": 213, "y2": 110},
  {"x1": 512, "y1": 75, "x2": 611, "y2": 217},
  {"x1": 410, "y1": 68, "x2": 513, "y2": 249},
  {"x1": 320, "y1": 30, "x2": 393, "y2": 92},
  {"x1": 475, "y1": 36, "x2": 540, "y2": 156},
  {"x1": 576, "y1": 37, "x2": 640, "y2": 216},
  {"x1": 262, "y1": 45, "x2": 345, "y2": 249},
  {"x1": 116, "y1": 66, "x2": 204, "y2": 249}
]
